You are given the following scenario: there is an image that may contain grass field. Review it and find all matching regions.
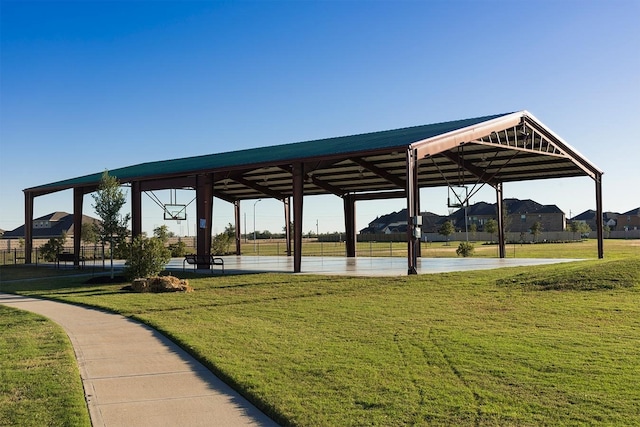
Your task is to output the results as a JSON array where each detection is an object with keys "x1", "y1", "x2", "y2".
[
  {"x1": 1, "y1": 239, "x2": 639, "y2": 426},
  {"x1": 241, "y1": 238, "x2": 637, "y2": 260},
  {"x1": 0, "y1": 305, "x2": 91, "y2": 427}
]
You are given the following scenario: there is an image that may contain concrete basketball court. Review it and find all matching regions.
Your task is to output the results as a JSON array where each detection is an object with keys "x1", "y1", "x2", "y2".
[{"x1": 169, "y1": 255, "x2": 584, "y2": 276}]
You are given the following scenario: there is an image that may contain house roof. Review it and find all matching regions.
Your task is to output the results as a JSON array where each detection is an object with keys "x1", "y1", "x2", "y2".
[
  {"x1": 622, "y1": 207, "x2": 640, "y2": 216},
  {"x1": 573, "y1": 209, "x2": 596, "y2": 220},
  {"x1": 504, "y1": 199, "x2": 542, "y2": 214},
  {"x1": 3, "y1": 212, "x2": 99, "y2": 239},
  {"x1": 532, "y1": 204, "x2": 564, "y2": 214},
  {"x1": 572, "y1": 210, "x2": 624, "y2": 221},
  {"x1": 23, "y1": 111, "x2": 603, "y2": 206},
  {"x1": 465, "y1": 201, "x2": 496, "y2": 216}
]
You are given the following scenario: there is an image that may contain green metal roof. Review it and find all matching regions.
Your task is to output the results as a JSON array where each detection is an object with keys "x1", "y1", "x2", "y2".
[
  {"x1": 26, "y1": 112, "x2": 511, "y2": 193},
  {"x1": 24, "y1": 110, "x2": 603, "y2": 205}
]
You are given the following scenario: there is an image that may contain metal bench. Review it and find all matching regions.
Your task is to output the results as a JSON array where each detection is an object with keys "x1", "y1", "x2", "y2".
[
  {"x1": 183, "y1": 254, "x2": 224, "y2": 274},
  {"x1": 56, "y1": 252, "x2": 85, "y2": 269}
]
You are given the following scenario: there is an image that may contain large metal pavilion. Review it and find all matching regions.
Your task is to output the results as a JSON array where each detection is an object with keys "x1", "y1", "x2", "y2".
[{"x1": 23, "y1": 110, "x2": 604, "y2": 274}]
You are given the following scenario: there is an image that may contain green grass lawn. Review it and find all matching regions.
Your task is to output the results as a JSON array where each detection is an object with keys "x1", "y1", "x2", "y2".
[
  {"x1": 0, "y1": 305, "x2": 91, "y2": 427},
  {"x1": 244, "y1": 237, "x2": 638, "y2": 260},
  {"x1": 1, "y1": 240, "x2": 639, "y2": 426}
]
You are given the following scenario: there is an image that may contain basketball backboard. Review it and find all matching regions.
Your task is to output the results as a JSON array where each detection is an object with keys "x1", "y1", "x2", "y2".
[
  {"x1": 163, "y1": 204, "x2": 187, "y2": 221},
  {"x1": 447, "y1": 186, "x2": 469, "y2": 208}
]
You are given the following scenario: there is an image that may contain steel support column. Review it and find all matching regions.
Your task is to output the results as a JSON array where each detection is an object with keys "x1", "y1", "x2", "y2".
[
  {"x1": 292, "y1": 163, "x2": 304, "y2": 272},
  {"x1": 73, "y1": 187, "x2": 84, "y2": 266},
  {"x1": 415, "y1": 185, "x2": 421, "y2": 258},
  {"x1": 195, "y1": 173, "x2": 213, "y2": 268},
  {"x1": 344, "y1": 194, "x2": 356, "y2": 257},
  {"x1": 406, "y1": 148, "x2": 419, "y2": 275},
  {"x1": 131, "y1": 181, "x2": 143, "y2": 238},
  {"x1": 596, "y1": 174, "x2": 604, "y2": 259},
  {"x1": 234, "y1": 200, "x2": 241, "y2": 255},
  {"x1": 283, "y1": 197, "x2": 292, "y2": 256},
  {"x1": 24, "y1": 192, "x2": 34, "y2": 264},
  {"x1": 496, "y1": 182, "x2": 506, "y2": 258}
]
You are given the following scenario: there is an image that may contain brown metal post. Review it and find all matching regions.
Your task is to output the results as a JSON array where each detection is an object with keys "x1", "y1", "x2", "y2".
[
  {"x1": 24, "y1": 192, "x2": 34, "y2": 264},
  {"x1": 596, "y1": 174, "x2": 604, "y2": 259},
  {"x1": 292, "y1": 163, "x2": 304, "y2": 272},
  {"x1": 283, "y1": 197, "x2": 292, "y2": 256},
  {"x1": 234, "y1": 200, "x2": 241, "y2": 255},
  {"x1": 343, "y1": 194, "x2": 357, "y2": 257},
  {"x1": 406, "y1": 149, "x2": 418, "y2": 275},
  {"x1": 196, "y1": 173, "x2": 213, "y2": 268},
  {"x1": 496, "y1": 182, "x2": 506, "y2": 258},
  {"x1": 131, "y1": 181, "x2": 142, "y2": 238},
  {"x1": 233, "y1": 200, "x2": 242, "y2": 255},
  {"x1": 73, "y1": 187, "x2": 84, "y2": 266},
  {"x1": 415, "y1": 184, "x2": 421, "y2": 258}
]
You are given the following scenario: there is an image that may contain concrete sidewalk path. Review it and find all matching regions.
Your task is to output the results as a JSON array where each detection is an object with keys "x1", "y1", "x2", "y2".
[{"x1": 0, "y1": 293, "x2": 279, "y2": 427}]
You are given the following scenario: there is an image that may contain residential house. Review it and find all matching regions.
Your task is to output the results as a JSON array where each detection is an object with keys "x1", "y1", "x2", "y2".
[
  {"x1": 449, "y1": 199, "x2": 566, "y2": 233},
  {"x1": 382, "y1": 223, "x2": 408, "y2": 234},
  {"x1": 360, "y1": 198, "x2": 567, "y2": 238},
  {"x1": 2, "y1": 212, "x2": 100, "y2": 240},
  {"x1": 572, "y1": 210, "x2": 621, "y2": 231},
  {"x1": 360, "y1": 209, "x2": 448, "y2": 235},
  {"x1": 360, "y1": 210, "x2": 409, "y2": 234},
  {"x1": 618, "y1": 207, "x2": 640, "y2": 231}
]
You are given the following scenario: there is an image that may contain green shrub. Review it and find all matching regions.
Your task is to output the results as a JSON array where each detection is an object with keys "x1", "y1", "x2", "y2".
[
  {"x1": 168, "y1": 240, "x2": 187, "y2": 257},
  {"x1": 40, "y1": 235, "x2": 67, "y2": 262},
  {"x1": 124, "y1": 236, "x2": 171, "y2": 280},
  {"x1": 211, "y1": 233, "x2": 232, "y2": 255},
  {"x1": 456, "y1": 241, "x2": 475, "y2": 257}
]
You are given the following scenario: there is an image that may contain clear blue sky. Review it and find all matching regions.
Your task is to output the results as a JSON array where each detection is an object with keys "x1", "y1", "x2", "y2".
[{"x1": 1, "y1": 0, "x2": 638, "y2": 236}]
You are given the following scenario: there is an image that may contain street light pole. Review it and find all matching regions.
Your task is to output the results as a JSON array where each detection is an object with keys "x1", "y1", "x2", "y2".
[{"x1": 253, "y1": 199, "x2": 262, "y2": 253}]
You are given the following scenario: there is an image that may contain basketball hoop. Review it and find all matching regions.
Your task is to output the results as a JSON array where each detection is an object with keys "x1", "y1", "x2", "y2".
[
  {"x1": 164, "y1": 204, "x2": 187, "y2": 221},
  {"x1": 447, "y1": 185, "x2": 469, "y2": 208}
]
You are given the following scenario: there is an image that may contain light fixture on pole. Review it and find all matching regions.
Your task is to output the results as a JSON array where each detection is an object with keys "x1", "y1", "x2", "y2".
[{"x1": 253, "y1": 199, "x2": 262, "y2": 252}]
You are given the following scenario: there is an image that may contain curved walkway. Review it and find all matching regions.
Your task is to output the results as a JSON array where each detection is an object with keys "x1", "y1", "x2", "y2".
[{"x1": 0, "y1": 293, "x2": 279, "y2": 427}]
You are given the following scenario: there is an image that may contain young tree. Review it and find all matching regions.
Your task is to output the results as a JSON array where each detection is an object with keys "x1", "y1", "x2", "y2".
[
  {"x1": 211, "y1": 223, "x2": 235, "y2": 255},
  {"x1": 259, "y1": 230, "x2": 273, "y2": 239},
  {"x1": 222, "y1": 223, "x2": 235, "y2": 239},
  {"x1": 168, "y1": 240, "x2": 187, "y2": 257},
  {"x1": 484, "y1": 218, "x2": 498, "y2": 243},
  {"x1": 456, "y1": 241, "x2": 475, "y2": 257},
  {"x1": 530, "y1": 221, "x2": 543, "y2": 242},
  {"x1": 438, "y1": 220, "x2": 455, "y2": 245},
  {"x1": 568, "y1": 220, "x2": 581, "y2": 240},
  {"x1": 501, "y1": 202, "x2": 512, "y2": 234},
  {"x1": 153, "y1": 225, "x2": 174, "y2": 243},
  {"x1": 40, "y1": 233, "x2": 67, "y2": 262},
  {"x1": 81, "y1": 222, "x2": 99, "y2": 246},
  {"x1": 578, "y1": 222, "x2": 592, "y2": 239},
  {"x1": 81, "y1": 221, "x2": 100, "y2": 261},
  {"x1": 91, "y1": 171, "x2": 131, "y2": 278},
  {"x1": 469, "y1": 223, "x2": 478, "y2": 240}
]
